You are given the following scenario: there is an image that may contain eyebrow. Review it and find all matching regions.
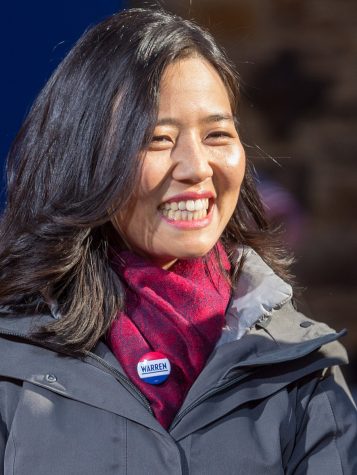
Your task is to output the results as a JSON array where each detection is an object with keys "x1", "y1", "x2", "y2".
[{"x1": 156, "y1": 113, "x2": 234, "y2": 127}]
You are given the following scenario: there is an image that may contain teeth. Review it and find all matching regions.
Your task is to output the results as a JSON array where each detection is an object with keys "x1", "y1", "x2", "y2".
[
  {"x1": 194, "y1": 200, "x2": 203, "y2": 211},
  {"x1": 163, "y1": 207, "x2": 208, "y2": 221},
  {"x1": 186, "y1": 200, "x2": 195, "y2": 211},
  {"x1": 161, "y1": 198, "x2": 210, "y2": 213}
]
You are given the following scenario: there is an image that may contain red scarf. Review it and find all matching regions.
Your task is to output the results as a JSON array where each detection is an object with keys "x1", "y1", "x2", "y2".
[{"x1": 107, "y1": 243, "x2": 231, "y2": 429}]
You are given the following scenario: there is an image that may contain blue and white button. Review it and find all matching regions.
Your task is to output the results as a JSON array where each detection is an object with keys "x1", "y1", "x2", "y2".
[{"x1": 137, "y1": 351, "x2": 171, "y2": 385}]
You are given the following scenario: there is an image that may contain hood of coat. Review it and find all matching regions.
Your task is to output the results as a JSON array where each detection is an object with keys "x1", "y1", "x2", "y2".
[{"x1": 218, "y1": 247, "x2": 293, "y2": 346}]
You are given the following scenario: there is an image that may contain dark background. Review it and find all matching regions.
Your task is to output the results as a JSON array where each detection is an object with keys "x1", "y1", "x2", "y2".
[
  {"x1": 0, "y1": 0, "x2": 127, "y2": 205},
  {"x1": 1, "y1": 1, "x2": 356, "y2": 384}
]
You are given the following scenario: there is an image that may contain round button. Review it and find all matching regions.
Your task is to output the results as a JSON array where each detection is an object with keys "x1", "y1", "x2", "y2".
[
  {"x1": 45, "y1": 374, "x2": 57, "y2": 383},
  {"x1": 137, "y1": 352, "x2": 171, "y2": 385}
]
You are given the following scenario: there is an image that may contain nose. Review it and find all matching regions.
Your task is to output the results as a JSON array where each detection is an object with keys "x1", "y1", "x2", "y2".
[{"x1": 171, "y1": 134, "x2": 213, "y2": 184}]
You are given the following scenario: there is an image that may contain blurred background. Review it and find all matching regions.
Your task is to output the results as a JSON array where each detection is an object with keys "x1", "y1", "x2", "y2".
[{"x1": 1, "y1": 1, "x2": 356, "y2": 386}]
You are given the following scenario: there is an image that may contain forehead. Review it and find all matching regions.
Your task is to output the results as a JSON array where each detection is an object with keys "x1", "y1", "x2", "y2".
[{"x1": 158, "y1": 56, "x2": 233, "y2": 116}]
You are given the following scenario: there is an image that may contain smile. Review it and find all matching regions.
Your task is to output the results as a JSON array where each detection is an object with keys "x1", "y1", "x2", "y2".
[{"x1": 159, "y1": 198, "x2": 209, "y2": 221}]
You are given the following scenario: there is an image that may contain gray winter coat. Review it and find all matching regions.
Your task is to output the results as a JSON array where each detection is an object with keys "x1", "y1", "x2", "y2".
[{"x1": 1, "y1": 249, "x2": 357, "y2": 474}]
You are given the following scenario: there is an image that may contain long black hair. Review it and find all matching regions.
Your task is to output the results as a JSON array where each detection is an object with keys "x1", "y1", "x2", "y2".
[{"x1": 0, "y1": 8, "x2": 292, "y2": 354}]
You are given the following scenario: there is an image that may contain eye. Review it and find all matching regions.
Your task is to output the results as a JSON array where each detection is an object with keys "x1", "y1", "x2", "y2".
[
  {"x1": 151, "y1": 135, "x2": 172, "y2": 143},
  {"x1": 207, "y1": 131, "x2": 232, "y2": 139},
  {"x1": 148, "y1": 135, "x2": 174, "y2": 151},
  {"x1": 205, "y1": 130, "x2": 234, "y2": 144}
]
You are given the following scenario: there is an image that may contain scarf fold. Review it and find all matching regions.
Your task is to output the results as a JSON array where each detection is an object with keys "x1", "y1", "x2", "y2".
[{"x1": 107, "y1": 242, "x2": 231, "y2": 429}]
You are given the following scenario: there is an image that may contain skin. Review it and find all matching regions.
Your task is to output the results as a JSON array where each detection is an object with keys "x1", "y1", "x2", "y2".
[{"x1": 114, "y1": 56, "x2": 246, "y2": 268}]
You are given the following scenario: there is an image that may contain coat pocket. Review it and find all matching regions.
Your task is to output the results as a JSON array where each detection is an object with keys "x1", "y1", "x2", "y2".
[{"x1": 5, "y1": 381, "x2": 127, "y2": 475}]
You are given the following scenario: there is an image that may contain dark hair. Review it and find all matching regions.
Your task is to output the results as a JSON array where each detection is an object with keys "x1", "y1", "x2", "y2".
[{"x1": 0, "y1": 8, "x2": 292, "y2": 354}]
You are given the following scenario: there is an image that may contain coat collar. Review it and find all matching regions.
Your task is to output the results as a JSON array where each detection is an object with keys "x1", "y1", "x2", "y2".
[{"x1": 217, "y1": 247, "x2": 293, "y2": 346}]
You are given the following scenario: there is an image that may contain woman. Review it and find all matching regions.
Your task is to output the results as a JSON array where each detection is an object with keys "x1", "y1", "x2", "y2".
[{"x1": 0, "y1": 8, "x2": 356, "y2": 474}]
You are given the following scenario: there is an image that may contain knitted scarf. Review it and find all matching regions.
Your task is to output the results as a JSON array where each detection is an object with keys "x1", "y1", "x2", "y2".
[{"x1": 107, "y1": 242, "x2": 231, "y2": 429}]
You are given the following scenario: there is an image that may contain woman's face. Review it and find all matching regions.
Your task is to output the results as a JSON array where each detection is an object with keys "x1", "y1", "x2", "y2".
[{"x1": 114, "y1": 56, "x2": 246, "y2": 268}]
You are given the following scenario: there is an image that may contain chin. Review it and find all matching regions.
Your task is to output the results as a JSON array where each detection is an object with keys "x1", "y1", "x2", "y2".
[{"x1": 167, "y1": 243, "x2": 217, "y2": 260}]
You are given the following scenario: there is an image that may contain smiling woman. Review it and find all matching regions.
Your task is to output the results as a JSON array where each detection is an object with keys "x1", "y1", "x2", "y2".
[
  {"x1": 114, "y1": 57, "x2": 246, "y2": 267},
  {"x1": 0, "y1": 7, "x2": 356, "y2": 475}
]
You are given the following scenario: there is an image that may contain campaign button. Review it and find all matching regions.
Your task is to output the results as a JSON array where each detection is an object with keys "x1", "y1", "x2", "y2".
[{"x1": 137, "y1": 351, "x2": 171, "y2": 385}]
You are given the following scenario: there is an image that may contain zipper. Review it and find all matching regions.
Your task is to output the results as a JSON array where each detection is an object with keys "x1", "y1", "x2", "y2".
[
  {"x1": 170, "y1": 370, "x2": 252, "y2": 430},
  {"x1": 0, "y1": 327, "x2": 153, "y2": 416},
  {"x1": 86, "y1": 352, "x2": 153, "y2": 415},
  {"x1": 170, "y1": 329, "x2": 346, "y2": 430},
  {"x1": 0, "y1": 328, "x2": 38, "y2": 341}
]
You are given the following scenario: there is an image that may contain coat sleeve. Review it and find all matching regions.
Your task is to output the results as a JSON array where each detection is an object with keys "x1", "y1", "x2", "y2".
[
  {"x1": 0, "y1": 420, "x2": 4, "y2": 475},
  {"x1": 285, "y1": 366, "x2": 357, "y2": 475},
  {"x1": 0, "y1": 379, "x2": 8, "y2": 475},
  {"x1": 0, "y1": 377, "x2": 23, "y2": 475}
]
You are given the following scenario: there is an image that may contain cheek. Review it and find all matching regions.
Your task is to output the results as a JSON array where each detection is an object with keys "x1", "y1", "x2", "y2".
[
  {"x1": 217, "y1": 145, "x2": 246, "y2": 191},
  {"x1": 138, "y1": 153, "x2": 170, "y2": 198},
  {"x1": 211, "y1": 141, "x2": 245, "y2": 170},
  {"x1": 215, "y1": 146, "x2": 245, "y2": 223},
  {"x1": 225, "y1": 146, "x2": 245, "y2": 169}
]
